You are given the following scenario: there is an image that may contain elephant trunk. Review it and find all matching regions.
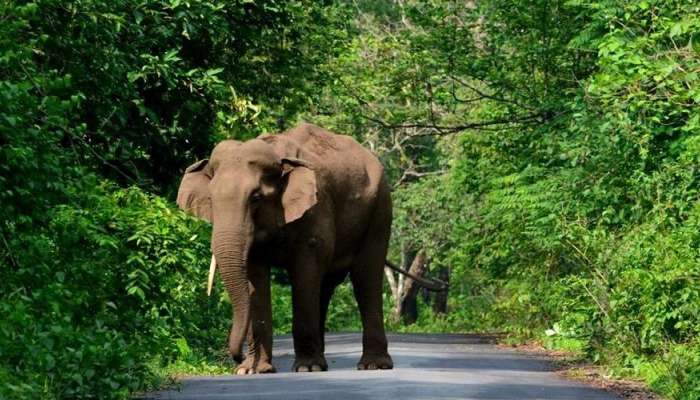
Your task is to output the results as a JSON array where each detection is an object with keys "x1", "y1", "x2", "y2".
[{"x1": 212, "y1": 225, "x2": 253, "y2": 363}]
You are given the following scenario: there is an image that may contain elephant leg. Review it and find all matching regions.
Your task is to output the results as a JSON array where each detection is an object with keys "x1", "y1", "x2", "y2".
[
  {"x1": 350, "y1": 205, "x2": 393, "y2": 370},
  {"x1": 350, "y1": 268, "x2": 393, "y2": 370},
  {"x1": 235, "y1": 262, "x2": 275, "y2": 375},
  {"x1": 290, "y1": 256, "x2": 327, "y2": 372},
  {"x1": 319, "y1": 284, "x2": 333, "y2": 356},
  {"x1": 318, "y1": 271, "x2": 347, "y2": 354}
]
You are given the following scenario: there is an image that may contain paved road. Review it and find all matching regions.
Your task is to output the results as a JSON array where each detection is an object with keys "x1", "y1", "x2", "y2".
[{"x1": 145, "y1": 333, "x2": 616, "y2": 400}]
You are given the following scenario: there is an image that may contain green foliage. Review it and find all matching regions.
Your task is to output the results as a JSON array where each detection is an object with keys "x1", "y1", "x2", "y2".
[
  {"x1": 3, "y1": 0, "x2": 700, "y2": 398},
  {"x1": 1, "y1": 0, "x2": 349, "y2": 194},
  {"x1": 1, "y1": 0, "x2": 352, "y2": 398},
  {"x1": 307, "y1": 0, "x2": 700, "y2": 398},
  {"x1": 1, "y1": 183, "x2": 231, "y2": 399}
]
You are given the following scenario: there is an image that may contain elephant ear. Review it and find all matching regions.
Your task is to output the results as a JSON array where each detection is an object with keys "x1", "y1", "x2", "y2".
[
  {"x1": 281, "y1": 158, "x2": 317, "y2": 224},
  {"x1": 177, "y1": 159, "x2": 212, "y2": 222}
]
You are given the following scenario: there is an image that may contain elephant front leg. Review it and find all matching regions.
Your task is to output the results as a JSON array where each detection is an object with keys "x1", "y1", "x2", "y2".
[
  {"x1": 234, "y1": 322, "x2": 275, "y2": 374},
  {"x1": 290, "y1": 263, "x2": 327, "y2": 372},
  {"x1": 234, "y1": 262, "x2": 276, "y2": 374}
]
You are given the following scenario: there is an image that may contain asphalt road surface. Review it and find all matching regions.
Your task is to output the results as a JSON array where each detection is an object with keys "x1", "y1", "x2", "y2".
[{"x1": 145, "y1": 333, "x2": 616, "y2": 400}]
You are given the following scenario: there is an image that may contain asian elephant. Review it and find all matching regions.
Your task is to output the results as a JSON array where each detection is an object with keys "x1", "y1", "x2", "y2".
[{"x1": 176, "y1": 123, "x2": 394, "y2": 374}]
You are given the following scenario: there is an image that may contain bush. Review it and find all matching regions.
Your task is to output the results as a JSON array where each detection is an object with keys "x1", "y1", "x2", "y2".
[
  {"x1": 349, "y1": 1, "x2": 700, "y2": 397},
  {"x1": 1, "y1": 0, "x2": 351, "y2": 397},
  {"x1": 0, "y1": 183, "x2": 232, "y2": 399}
]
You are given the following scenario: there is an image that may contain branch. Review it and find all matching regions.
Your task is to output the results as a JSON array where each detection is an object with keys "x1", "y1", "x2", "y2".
[
  {"x1": 0, "y1": 229, "x2": 18, "y2": 269},
  {"x1": 71, "y1": 133, "x2": 139, "y2": 184},
  {"x1": 64, "y1": 106, "x2": 140, "y2": 184},
  {"x1": 361, "y1": 112, "x2": 544, "y2": 136},
  {"x1": 450, "y1": 75, "x2": 537, "y2": 112},
  {"x1": 384, "y1": 267, "x2": 399, "y2": 303},
  {"x1": 394, "y1": 169, "x2": 448, "y2": 187},
  {"x1": 399, "y1": 250, "x2": 429, "y2": 303}
]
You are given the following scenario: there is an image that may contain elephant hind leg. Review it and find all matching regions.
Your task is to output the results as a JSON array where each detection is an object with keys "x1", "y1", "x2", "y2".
[
  {"x1": 350, "y1": 190, "x2": 393, "y2": 370},
  {"x1": 319, "y1": 271, "x2": 348, "y2": 354},
  {"x1": 350, "y1": 243, "x2": 393, "y2": 370}
]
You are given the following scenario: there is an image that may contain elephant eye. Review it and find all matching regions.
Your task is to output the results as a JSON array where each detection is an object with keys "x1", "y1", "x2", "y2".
[{"x1": 261, "y1": 169, "x2": 281, "y2": 183}]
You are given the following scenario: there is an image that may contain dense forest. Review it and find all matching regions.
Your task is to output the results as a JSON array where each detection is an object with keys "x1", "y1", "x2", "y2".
[{"x1": 1, "y1": 0, "x2": 698, "y2": 398}]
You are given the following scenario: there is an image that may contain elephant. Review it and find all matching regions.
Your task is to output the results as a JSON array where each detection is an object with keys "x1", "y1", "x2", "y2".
[{"x1": 176, "y1": 123, "x2": 395, "y2": 374}]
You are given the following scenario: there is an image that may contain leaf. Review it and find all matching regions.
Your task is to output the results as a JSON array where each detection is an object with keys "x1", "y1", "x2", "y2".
[
  {"x1": 127, "y1": 286, "x2": 146, "y2": 301},
  {"x1": 670, "y1": 22, "x2": 684, "y2": 38}
]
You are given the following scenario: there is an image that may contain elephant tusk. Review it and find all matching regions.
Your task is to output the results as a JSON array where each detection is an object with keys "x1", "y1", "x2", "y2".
[{"x1": 207, "y1": 255, "x2": 217, "y2": 296}]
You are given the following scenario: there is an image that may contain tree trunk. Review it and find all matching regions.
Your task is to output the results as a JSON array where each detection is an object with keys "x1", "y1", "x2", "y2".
[
  {"x1": 431, "y1": 265, "x2": 449, "y2": 314},
  {"x1": 398, "y1": 250, "x2": 428, "y2": 324},
  {"x1": 385, "y1": 248, "x2": 431, "y2": 325},
  {"x1": 400, "y1": 294, "x2": 418, "y2": 324}
]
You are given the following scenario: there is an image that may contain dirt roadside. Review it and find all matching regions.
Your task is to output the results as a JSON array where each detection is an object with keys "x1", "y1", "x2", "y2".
[{"x1": 501, "y1": 342, "x2": 662, "y2": 400}]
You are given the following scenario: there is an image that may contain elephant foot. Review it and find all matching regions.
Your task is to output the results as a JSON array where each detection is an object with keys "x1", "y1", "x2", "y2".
[
  {"x1": 292, "y1": 356, "x2": 327, "y2": 372},
  {"x1": 235, "y1": 357, "x2": 277, "y2": 375},
  {"x1": 357, "y1": 353, "x2": 393, "y2": 370}
]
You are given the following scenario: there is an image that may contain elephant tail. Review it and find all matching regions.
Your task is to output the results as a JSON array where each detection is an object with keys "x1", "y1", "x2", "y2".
[
  {"x1": 207, "y1": 256, "x2": 446, "y2": 295},
  {"x1": 384, "y1": 260, "x2": 448, "y2": 292}
]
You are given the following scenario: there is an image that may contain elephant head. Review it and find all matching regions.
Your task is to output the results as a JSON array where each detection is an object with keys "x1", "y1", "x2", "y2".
[{"x1": 176, "y1": 137, "x2": 317, "y2": 362}]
